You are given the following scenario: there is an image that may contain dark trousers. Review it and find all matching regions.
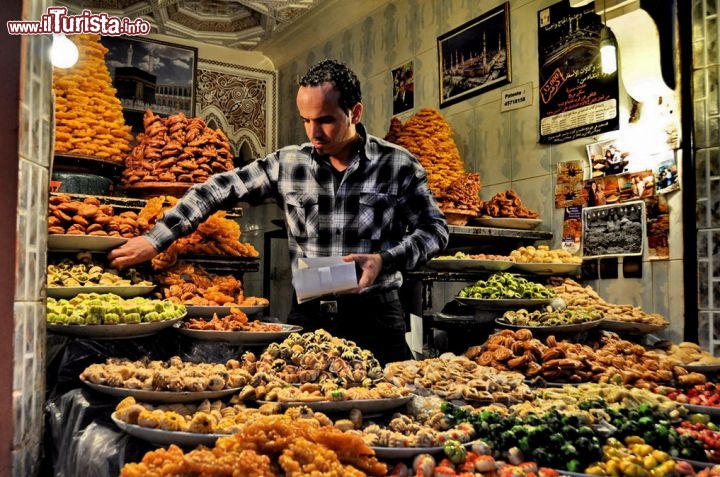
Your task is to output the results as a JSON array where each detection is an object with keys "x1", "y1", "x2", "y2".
[{"x1": 287, "y1": 289, "x2": 410, "y2": 365}]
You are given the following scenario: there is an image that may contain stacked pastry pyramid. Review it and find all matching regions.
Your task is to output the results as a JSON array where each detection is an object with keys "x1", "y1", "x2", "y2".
[
  {"x1": 385, "y1": 108, "x2": 482, "y2": 218},
  {"x1": 52, "y1": 34, "x2": 133, "y2": 162}
]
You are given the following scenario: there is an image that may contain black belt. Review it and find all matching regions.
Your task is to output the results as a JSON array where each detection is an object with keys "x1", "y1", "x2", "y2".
[{"x1": 318, "y1": 289, "x2": 399, "y2": 314}]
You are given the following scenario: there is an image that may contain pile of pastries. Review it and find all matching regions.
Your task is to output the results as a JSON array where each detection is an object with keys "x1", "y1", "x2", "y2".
[
  {"x1": 48, "y1": 194, "x2": 142, "y2": 237},
  {"x1": 80, "y1": 356, "x2": 253, "y2": 392},
  {"x1": 549, "y1": 277, "x2": 669, "y2": 326},
  {"x1": 154, "y1": 262, "x2": 267, "y2": 306},
  {"x1": 385, "y1": 108, "x2": 466, "y2": 197},
  {"x1": 53, "y1": 34, "x2": 133, "y2": 162},
  {"x1": 135, "y1": 196, "x2": 259, "y2": 269},
  {"x1": 122, "y1": 109, "x2": 234, "y2": 188},
  {"x1": 480, "y1": 190, "x2": 539, "y2": 219}
]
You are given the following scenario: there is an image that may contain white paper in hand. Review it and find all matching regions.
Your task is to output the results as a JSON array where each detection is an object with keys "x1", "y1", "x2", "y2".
[{"x1": 293, "y1": 257, "x2": 358, "y2": 303}]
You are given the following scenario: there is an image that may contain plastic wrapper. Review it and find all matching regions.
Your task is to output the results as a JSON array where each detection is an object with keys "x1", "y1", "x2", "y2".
[
  {"x1": 45, "y1": 388, "x2": 154, "y2": 477},
  {"x1": 46, "y1": 328, "x2": 250, "y2": 400}
]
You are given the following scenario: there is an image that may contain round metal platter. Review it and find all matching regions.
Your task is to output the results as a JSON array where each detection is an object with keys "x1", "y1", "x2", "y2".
[
  {"x1": 495, "y1": 318, "x2": 602, "y2": 333},
  {"x1": 47, "y1": 234, "x2": 127, "y2": 252},
  {"x1": 83, "y1": 381, "x2": 242, "y2": 403},
  {"x1": 47, "y1": 285, "x2": 155, "y2": 299},
  {"x1": 46, "y1": 315, "x2": 184, "y2": 339},
  {"x1": 682, "y1": 403, "x2": 720, "y2": 417},
  {"x1": 112, "y1": 413, "x2": 225, "y2": 447},
  {"x1": 425, "y1": 258, "x2": 514, "y2": 272},
  {"x1": 371, "y1": 439, "x2": 478, "y2": 459},
  {"x1": 472, "y1": 217, "x2": 542, "y2": 230},
  {"x1": 680, "y1": 363, "x2": 720, "y2": 373},
  {"x1": 599, "y1": 320, "x2": 668, "y2": 334},
  {"x1": 455, "y1": 297, "x2": 552, "y2": 310},
  {"x1": 174, "y1": 322, "x2": 302, "y2": 344},
  {"x1": 259, "y1": 395, "x2": 412, "y2": 413},
  {"x1": 184, "y1": 305, "x2": 268, "y2": 318},
  {"x1": 511, "y1": 262, "x2": 581, "y2": 275}
]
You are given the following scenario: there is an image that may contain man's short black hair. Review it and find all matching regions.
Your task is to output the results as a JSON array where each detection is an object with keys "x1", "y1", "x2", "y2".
[{"x1": 299, "y1": 59, "x2": 361, "y2": 112}]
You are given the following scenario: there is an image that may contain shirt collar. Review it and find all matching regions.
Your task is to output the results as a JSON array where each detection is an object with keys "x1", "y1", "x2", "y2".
[{"x1": 310, "y1": 122, "x2": 369, "y2": 164}]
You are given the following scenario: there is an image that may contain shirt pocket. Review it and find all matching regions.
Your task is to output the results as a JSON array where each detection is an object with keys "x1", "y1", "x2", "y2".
[
  {"x1": 285, "y1": 192, "x2": 319, "y2": 239},
  {"x1": 358, "y1": 192, "x2": 398, "y2": 240}
]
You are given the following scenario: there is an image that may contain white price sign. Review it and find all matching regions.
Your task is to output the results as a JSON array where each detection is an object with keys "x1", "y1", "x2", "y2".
[{"x1": 500, "y1": 82, "x2": 533, "y2": 112}]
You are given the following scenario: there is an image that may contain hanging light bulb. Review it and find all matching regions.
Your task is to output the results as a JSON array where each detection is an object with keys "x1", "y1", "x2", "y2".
[
  {"x1": 600, "y1": 26, "x2": 617, "y2": 74},
  {"x1": 50, "y1": 34, "x2": 79, "y2": 69}
]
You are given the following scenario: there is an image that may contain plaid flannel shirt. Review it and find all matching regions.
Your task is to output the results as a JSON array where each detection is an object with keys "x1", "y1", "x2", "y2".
[{"x1": 146, "y1": 124, "x2": 449, "y2": 292}]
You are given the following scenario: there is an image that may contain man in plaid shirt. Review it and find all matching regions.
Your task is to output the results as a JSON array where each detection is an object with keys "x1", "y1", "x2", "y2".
[{"x1": 109, "y1": 59, "x2": 448, "y2": 363}]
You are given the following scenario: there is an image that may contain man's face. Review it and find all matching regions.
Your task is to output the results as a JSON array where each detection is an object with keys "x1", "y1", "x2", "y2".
[{"x1": 296, "y1": 83, "x2": 359, "y2": 157}]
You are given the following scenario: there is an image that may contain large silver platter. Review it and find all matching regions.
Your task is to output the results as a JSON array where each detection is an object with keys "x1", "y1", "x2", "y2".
[
  {"x1": 261, "y1": 395, "x2": 412, "y2": 413},
  {"x1": 495, "y1": 318, "x2": 602, "y2": 334},
  {"x1": 47, "y1": 234, "x2": 127, "y2": 251},
  {"x1": 371, "y1": 440, "x2": 477, "y2": 459},
  {"x1": 680, "y1": 363, "x2": 720, "y2": 373},
  {"x1": 47, "y1": 285, "x2": 155, "y2": 299},
  {"x1": 682, "y1": 403, "x2": 720, "y2": 417},
  {"x1": 599, "y1": 320, "x2": 668, "y2": 334},
  {"x1": 511, "y1": 262, "x2": 581, "y2": 275},
  {"x1": 46, "y1": 315, "x2": 184, "y2": 339},
  {"x1": 554, "y1": 471, "x2": 596, "y2": 477},
  {"x1": 472, "y1": 217, "x2": 542, "y2": 230},
  {"x1": 675, "y1": 458, "x2": 717, "y2": 469},
  {"x1": 425, "y1": 258, "x2": 514, "y2": 272},
  {"x1": 112, "y1": 413, "x2": 224, "y2": 447},
  {"x1": 455, "y1": 296, "x2": 552, "y2": 310},
  {"x1": 185, "y1": 305, "x2": 268, "y2": 318},
  {"x1": 174, "y1": 322, "x2": 302, "y2": 344},
  {"x1": 83, "y1": 380, "x2": 242, "y2": 403}
]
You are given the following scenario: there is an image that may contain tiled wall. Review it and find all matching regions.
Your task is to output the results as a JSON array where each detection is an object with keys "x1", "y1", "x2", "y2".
[
  {"x1": 14, "y1": 0, "x2": 52, "y2": 475},
  {"x1": 274, "y1": 0, "x2": 687, "y2": 341},
  {"x1": 693, "y1": 0, "x2": 720, "y2": 351}
]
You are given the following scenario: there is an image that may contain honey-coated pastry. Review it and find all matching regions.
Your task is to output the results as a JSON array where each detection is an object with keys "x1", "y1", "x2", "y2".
[{"x1": 53, "y1": 34, "x2": 132, "y2": 162}]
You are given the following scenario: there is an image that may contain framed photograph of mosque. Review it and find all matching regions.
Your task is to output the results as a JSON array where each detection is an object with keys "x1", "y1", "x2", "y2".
[
  {"x1": 100, "y1": 36, "x2": 198, "y2": 119},
  {"x1": 437, "y1": 2, "x2": 511, "y2": 108}
]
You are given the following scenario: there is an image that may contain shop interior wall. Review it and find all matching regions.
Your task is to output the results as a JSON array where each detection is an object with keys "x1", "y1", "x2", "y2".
[
  {"x1": 270, "y1": 0, "x2": 686, "y2": 341},
  {"x1": 2, "y1": 1, "x2": 22, "y2": 472}
]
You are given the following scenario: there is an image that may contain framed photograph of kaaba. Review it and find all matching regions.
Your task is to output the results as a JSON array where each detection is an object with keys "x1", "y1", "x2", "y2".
[
  {"x1": 437, "y1": 2, "x2": 511, "y2": 108},
  {"x1": 101, "y1": 36, "x2": 197, "y2": 119}
]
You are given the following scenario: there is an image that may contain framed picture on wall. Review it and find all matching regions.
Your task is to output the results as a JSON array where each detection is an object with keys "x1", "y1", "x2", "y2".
[
  {"x1": 582, "y1": 201, "x2": 646, "y2": 259},
  {"x1": 100, "y1": 36, "x2": 198, "y2": 120},
  {"x1": 437, "y1": 2, "x2": 511, "y2": 108},
  {"x1": 391, "y1": 61, "x2": 414, "y2": 116}
]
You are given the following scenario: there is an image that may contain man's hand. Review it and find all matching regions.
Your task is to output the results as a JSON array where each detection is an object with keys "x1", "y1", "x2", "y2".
[
  {"x1": 343, "y1": 253, "x2": 383, "y2": 291},
  {"x1": 107, "y1": 236, "x2": 158, "y2": 269}
]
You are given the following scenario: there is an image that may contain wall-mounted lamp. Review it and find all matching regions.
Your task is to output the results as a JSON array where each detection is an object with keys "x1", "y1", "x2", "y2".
[
  {"x1": 595, "y1": 0, "x2": 674, "y2": 103},
  {"x1": 599, "y1": 25, "x2": 617, "y2": 74},
  {"x1": 598, "y1": 0, "x2": 617, "y2": 75},
  {"x1": 50, "y1": 34, "x2": 79, "y2": 69}
]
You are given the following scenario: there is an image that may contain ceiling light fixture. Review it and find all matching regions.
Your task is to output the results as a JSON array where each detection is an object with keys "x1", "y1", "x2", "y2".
[
  {"x1": 50, "y1": 34, "x2": 79, "y2": 69},
  {"x1": 599, "y1": 0, "x2": 617, "y2": 75}
]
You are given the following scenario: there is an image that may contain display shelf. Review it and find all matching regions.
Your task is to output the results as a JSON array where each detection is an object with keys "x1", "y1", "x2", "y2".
[
  {"x1": 178, "y1": 255, "x2": 259, "y2": 274},
  {"x1": 52, "y1": 153, "x2": 125, "y2": 178},
  {"x1": 446, "y1": 225, "x2": 552, "y2": 253},
  {"x1": 49, "y1": 191, "x2": 243, "y2": 218},
  {"x1": 407, "y1": 226, "x2": 553, "y2": 283},
  {"x1": 403, "y1": 225, "x2": 555, "y2": 355}
]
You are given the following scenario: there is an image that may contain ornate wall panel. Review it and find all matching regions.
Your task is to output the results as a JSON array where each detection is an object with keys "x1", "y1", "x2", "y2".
[{"x1": 196, "y1": 60, "x2": 277, "y2": 163}]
